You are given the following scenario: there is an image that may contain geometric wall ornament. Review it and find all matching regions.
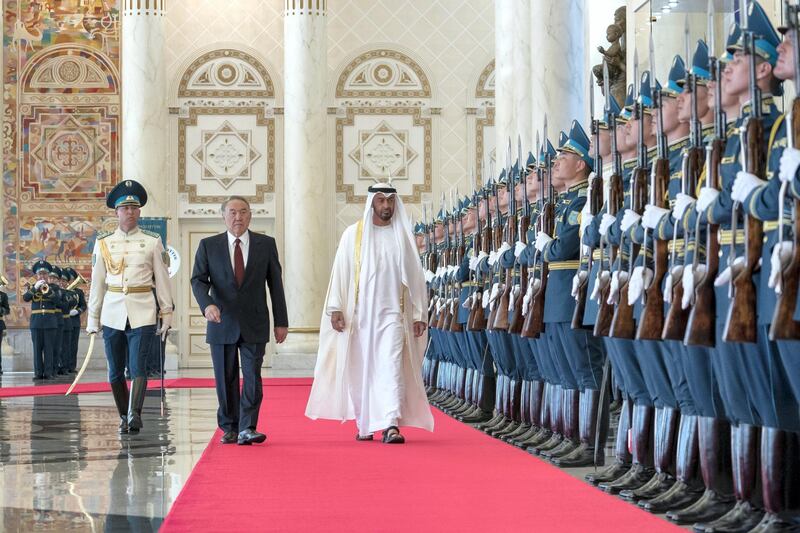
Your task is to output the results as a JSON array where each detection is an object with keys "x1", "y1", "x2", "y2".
[
  {"x1": 20, "y1": 44, "x2": 119, "y2": 95},
  {"x1": 336, "y1": 49, "x2": 432, "y2": 99},
  {"x1": 475, "y1": 106, "x2": 495, "y2": 187},
  {"x1": 475, "y1": 59, "x2": 495, "y2": 99},
  {"x1": 336, "y1": 107, "x2": 432, "y2": 204},
  {"x1": 179, "y1": 107, "x2": 275, "y2": 204},
  {"x1": 191, "y1": 120, "x2": 262, "y2": 190},
  {"x1": 178, "y1": 49, "x2": 275, "y2": 98},
  {"x1": 348, "y1": 120, "x2": 417, "y2": 181}
]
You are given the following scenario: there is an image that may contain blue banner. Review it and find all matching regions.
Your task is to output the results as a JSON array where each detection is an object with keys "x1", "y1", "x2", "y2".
[{"x1": 139, "y1": 217, "x2": 168, "y2": 248}]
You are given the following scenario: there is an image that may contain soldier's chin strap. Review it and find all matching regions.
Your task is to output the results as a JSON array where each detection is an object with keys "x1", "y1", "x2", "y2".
[{"x1": 65, "y1": 332, "x2": 96, "y2": 395}]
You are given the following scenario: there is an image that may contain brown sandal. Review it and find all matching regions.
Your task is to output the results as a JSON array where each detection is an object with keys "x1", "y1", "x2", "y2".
[{"x1": 381, "y1": 426, "x2": 405, "y2": 444}]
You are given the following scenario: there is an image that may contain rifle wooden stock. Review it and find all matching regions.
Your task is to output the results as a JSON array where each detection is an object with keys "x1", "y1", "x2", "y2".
[
  {"x1": 770, "y1": 99, "x2": 800, "y2": 340},
  {"x1": 595, "y1": 171, "x2": 623, "y2": 337},
  {"x1": 509, "y1": 214, "x2": 530, "y2": 334},
  {"x1": 572, "y1": 178, "x2": 602, "y2": 330},
  {"x1": 570, "y1": 276, "x2": 589, "y2": 330},
  {"x1": 611, "y1": 166, "x2": 648, "y2": 339},
  {"x1": 492, "y1": 214, "x2": 517, "y2": 331},
  {"x1": 521, "y1": 203, "x2": 554, "y2": 338},
  {"x1": 663, "y1": 147, "x2": 703, "y2": 340},
  {"x1": 724, "y1": 118, "x2": 764, "y2": 343},
  {"x1": 486, "y1": 224, "x2": 505, "y2": 330},
  {"x1": 467, "y1": 227, "x2": 490, "y2": 331},
  {"x1": 685, "y1": 138, "x2": 724, "y2": 347},
  {"x1": 637, "y1": 157, "x2": 670, "y2": 340}
]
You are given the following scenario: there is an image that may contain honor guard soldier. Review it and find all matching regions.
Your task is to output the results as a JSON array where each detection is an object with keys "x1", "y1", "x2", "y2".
[
  {"x1": 64, "y1": 268, "x2": 86, "y2": 373},
  {"x1": 0, "y1": 277, "x2": 9, "y2": 375},
  {"x1": 87, "y1": 179, "x2": 173, "y2": 434},
  {"x1": 23, "y1": 260, "x2": 62, "y2": 380},
  {"x1": 49, "y1": 265, "x2": 69, "y2": 375}
]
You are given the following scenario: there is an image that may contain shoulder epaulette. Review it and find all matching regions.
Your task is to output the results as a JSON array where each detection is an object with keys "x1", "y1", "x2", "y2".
[
  {"x1": 141, "y1": 229, "x2": 161, "y2": 239},
  {"x1": 96, "y1": 230, "x2": 112, "y2": 240}
]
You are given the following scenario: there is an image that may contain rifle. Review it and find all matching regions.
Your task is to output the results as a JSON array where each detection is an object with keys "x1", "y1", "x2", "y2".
[
  {"x1": 770, "y1": 0, "x2": 800, "y2": 340},
  {"x1": 573, "y1": 72, "x2": 602, "y2": 330},
  {"x1": 686, "y1": 7, "x2": 725, "y2": 346},
  {"x1": 510, "y1": 143, "x2": 532, "y2": 334},
  {"x1": 664, "y1": 20, "x2": 705, "y2": 340},
  {"x1": 638, "y1": 35, "x2": 671, "y2": 340},
  {"x1": 492, "y1": 141, "x2": 516, "y2": 330},
  {"x1": 594, "y1": 62, "x2": 624, "y2": 337},
  {"x1": 450, "y1": 190, "x2": 466, "y2": 333},
  {"x1": 724, "y1": 4, "x2": 763, "y2": 344},
  {"x1": 486, "y1": 178, "x2": 505, "y2": 330},
  {"x1": 468, "y1": 185, "x2": 491, "y2": 330},
  {"x1": 440, "y1": 193, "x2": 457, "y2": 331},
  {"x1": 522, "y1": 121, "x2": 554, "y2": 338},
  {"x1": 611, "y1": 59, "x2": 646, "y2": 339}
]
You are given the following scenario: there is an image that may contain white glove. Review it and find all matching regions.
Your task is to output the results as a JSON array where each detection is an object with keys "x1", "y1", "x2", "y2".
[
  {"x1": 424, "y1": 269, "x2": 435, "y2": 282},
  {"x1": 571, "y1": 270, "x2": 588, "y2": 298},
  {"x1": 642, "y1": 204, "x2": 670, "y2": 230},
  {"x1": 599, "y1": 213, "x2": 616, "y2": 237},
  {"x1": 86, "y1": 316, "x2": 99, "y2": 335},
  {"x1": 591, "y1": 270, "x2": 610, "y2": 302},
  {"x1": 468, "y1": 257, "x2": 479, "y2": 271},
  {"x1": 663, "y1": 265, "x2": 683, "y2": 304},
  {"x1": 521, "y1": 291, "x2": 531, "y2": 316},
  {"x1": 581, "y1": 212, "x2": 594, "y2": 234},
  {"x1": 607, "y1": 270, "x2": 629, "y2": 305},
  {"x1": 508, "y1": 285, "x2": 520, "y2": 312},
  {"x1": 779, "y1": 146, "x2": 800, "y2": 184},
  {"x1": 681, "y1": 264, "x2": 706, "y2": 309},
  {"x1": 628, "y1": 266, "x2": 653, "y2": 304},
  {"x1": 34, "y1": 279, "x2": 46, "y2": 289},
  {"x1": 488, "y1": 251, "x2": 498, "y2": 266},
  {"x1": 535, "y1": 231, "x2": 553, "y2": 252},
  {"x1": 768, "y1": 241, "x2": 793, "y2": 290},
  {"x1": 673, "y1": 193, "x2": 695, "y2": 221},
  {"x1": 696, "y1": 187, "x2": 720, "y2": 212},
  {"x1": 489, "y1": 283, "x2": 500, "y2": 303},
  {"x1": 69, "y1": 309, "x2": 79, "y2": 317},
  {"x1": 714, "y1": 256, "x2": 745, "y2": 287},
  {"x1": 497, "y1": 241, "x2": 512, "y2": 257},
  {"x1": 462, "y1": 296, "x2": 472, "y2": 309},
  {"x1": 531, "y1": 278, "x2": 542, "y2": 294},
  {"x1": 731, "y1": 171, "x2": 766, "y2": 203},
  {"x1": 621, "y1": 209, "x2": 642, "y2": 232},
  {"x1": 514, "y1": 241, "x2": 527, "y2": 258}
]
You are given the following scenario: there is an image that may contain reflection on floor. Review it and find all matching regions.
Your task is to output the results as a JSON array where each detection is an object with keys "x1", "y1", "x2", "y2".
[{"x1": 0, "y1": 368, "x2": 308, "y2": 532}]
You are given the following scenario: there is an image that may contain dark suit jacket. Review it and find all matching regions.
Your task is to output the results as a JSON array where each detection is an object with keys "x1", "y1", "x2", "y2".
[
  {"x1": 0, "y1": 291, "x2": 8, "y2": 331},
  {"x1": 191, "y1": 230, "x2": 288, "y2": 344}
]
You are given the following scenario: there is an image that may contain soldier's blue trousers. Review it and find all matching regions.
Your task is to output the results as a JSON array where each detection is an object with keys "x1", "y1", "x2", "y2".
[
  {"x1": 61, "y1": 325, "x2": 74, "y2": 371},
  {"x1": 605, "y1": 338, "x2": 651, "y2": 406},
  {"x1": 69, "y1": 326, "x2": 80, "y2": 370},
  {"x1": 467, "y1": 331, "x2": 493, "y2": 374},
  {"x1": 682, "y1": 345, "x2": 723, "y2": 418},
  {"x1": 528, "y1": 336, "x2": 558, "y2": 384},
  {"x1": 545, "y1": 323, "x2": 579, "y2": 390},
  {"x1": 712, "y1": 321, "x2": 758, "y2": 425},
  {"x1": 633, "y1": 340, "x2": 678, "y2": 410},
  {"x1": 749, "y1": 326, "x2": 799, "y2": 432},
  {"x1": 30, "y1": 327, "x2": 56, "y2": 378},
  {"x1": 512, "y1": 334, "x2": 541, "y2": 381},
  {"x1": 104, "y1": 324, "x2": 156, "y2": 383},
  {"x1": 54, "y1": 323, "x2": 64, "y2": 372},
  {"x1": 662, "y1": 340, "x2": 695, "y2": 414},
  {"x1": 776, "y1": 338, "x2": 800, "y2": 410},
  {"x1": 552, "y1": 322, "x2": 604, "y2": 391}
]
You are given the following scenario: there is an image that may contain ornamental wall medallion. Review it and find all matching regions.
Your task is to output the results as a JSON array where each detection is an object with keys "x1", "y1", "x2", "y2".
[
  {"x1": 348, "y1": 120, "x2": 417, "y2": 181},
  {"x1": 191, "y1": 120, "x2": 262, "y2": 190}
]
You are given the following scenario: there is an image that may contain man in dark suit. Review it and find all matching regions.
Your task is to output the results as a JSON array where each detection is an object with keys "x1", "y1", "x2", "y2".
[
  {"x1": 191, "y1": 195, "x2": 288, "y2": 445},
  {"x1": 0, "y1": 281, "x2": 9, "y2": 375}
]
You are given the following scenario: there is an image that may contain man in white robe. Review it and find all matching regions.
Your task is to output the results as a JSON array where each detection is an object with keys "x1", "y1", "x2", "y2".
[{"x1": 306, "y1": 183, "x2": 434, "y2": 443}]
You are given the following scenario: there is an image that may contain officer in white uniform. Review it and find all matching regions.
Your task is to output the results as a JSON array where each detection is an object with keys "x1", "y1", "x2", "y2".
[{"x1": 87, "y1": 180, "x2": 173, "y2": 435}]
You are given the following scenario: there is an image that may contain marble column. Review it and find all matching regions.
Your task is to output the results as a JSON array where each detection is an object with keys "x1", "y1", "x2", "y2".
[
  {"x1": 278, "y1": 0, "x2": 327, "y2": 361},
  {"x1": 495, "y1": 0, "x2": 516, "y2": 167},
  {"x1": 512, "y1": 0, "x2": 532, "y2": 155},
  {"x1": 530, "y1": 0, "x2": 587, "y2": 142},
  {"x1": 121, "y1": 0, "x2": 168, "y2": 217}
]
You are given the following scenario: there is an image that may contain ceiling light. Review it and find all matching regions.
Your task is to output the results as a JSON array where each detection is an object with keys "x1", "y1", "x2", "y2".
[
  {"x1": 662, "y1": 6, "x2": 672, "y2": 13},
  {"x1": 669, "y1": 0, "x2": 679, "y2": 6}
]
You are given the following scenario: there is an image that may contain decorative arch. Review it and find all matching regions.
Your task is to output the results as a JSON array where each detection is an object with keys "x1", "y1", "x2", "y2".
[
  {"x1": 475, "y1": 59, "x2": 495, "y2": 99},
  {"x1": 335, "y1": 48, "x2": 432, "y2": 99},
  {"x1": 178, "y1": 48, "x2": 275, "y2": 98},
  {"x1": 20, "y1": 44, "x2": 119, "y2": 94}
]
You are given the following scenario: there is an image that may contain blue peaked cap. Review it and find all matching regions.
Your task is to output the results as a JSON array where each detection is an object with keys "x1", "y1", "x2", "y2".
[{"x1": 558, "y1": 119, "x2": 594, "y2": 170}]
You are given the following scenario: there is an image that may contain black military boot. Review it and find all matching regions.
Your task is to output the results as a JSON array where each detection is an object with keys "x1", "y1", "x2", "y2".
[
  {"x1": 641, "y1": 414, "x2": 703, "y2": 513},
  {"x1": 127, "y1": 377, "x2": 147, "y2": 433},
  {"x1": 747, "y1": 428, "x2": 798, "y2": 533},
  {"x1": 599, "y1": 403, "x2": 655, "y2": 494},
  {"x1": 510, "y1": 380, "x2": 545, "y2": 446},
  {"x1": 516, "y1": 381, "x2": 552, "y2": 448},
  {"x1": 486, "y1": 376, "x2": 514, "y2": 435},
  {"x1": 692, "y1": 424, "x2": 764, "y2": 533},
  {"x1": 483, "y1": 375, "x2": 511, "y2": 433},
  {"x1": 503, "y1": 380, "x2": 532, "y2": 442},
  {"x1": 529, "y1": 385, "x2": 565, "y2": 455},
  {"x1": 496, "y1": 378, "x2": 525, "y2": 439},
  {"x1": 543, "y1": 387, "x2": 580, "y2": 460},
  {"x1": 462, "y1": 371, "x2": 494, "y2": 423},
  {"x1": 586, "y1": 397, "x2": 633, "y2": 485},
  {"x1": 667, "y1": 416, "x2": 734, "y2": 524},
  {"x1": 622, "y1": 406, "x2": 680, "y2": 501},
  {"x1": 110, "y1": 381, "x2": 129, "y2": 434},
  {"x1": 554, "y1": 388, "x2": 600, "y2": 468},
  {"x1": 475, "y1": 374, "x2": 504, "y2": 428}
]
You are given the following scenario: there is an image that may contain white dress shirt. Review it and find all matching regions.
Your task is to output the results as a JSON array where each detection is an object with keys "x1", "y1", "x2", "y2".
[{"x1": 227, "y1": 230, "x2": 250, "y2": 272}]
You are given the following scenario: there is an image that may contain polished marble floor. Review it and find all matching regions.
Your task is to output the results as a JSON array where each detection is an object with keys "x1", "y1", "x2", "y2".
[{"x1": 0, "y1": 368, "x2": 306, "y2": 532}]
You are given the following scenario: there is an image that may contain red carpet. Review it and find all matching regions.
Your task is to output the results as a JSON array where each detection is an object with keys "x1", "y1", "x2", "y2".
[
  {"x1": 161, "y1": 383, "x2": 682, "y2": 533},
  {"x1": 0, "y1": 377, "x2": 313, "y2": 398}
]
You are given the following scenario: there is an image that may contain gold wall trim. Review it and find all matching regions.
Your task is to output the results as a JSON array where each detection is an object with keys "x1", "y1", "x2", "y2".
[
  {"x1": 178, "y1": 49, "x2": 275, "y2": 98},
  {"x1": 178, "y1": 106, "x2": 276, "y2": 203},
  {"x1": 335, "y1": 49, "x2": 431, "y2": 99},
  {"x1": 475, "y1": 59, "x2": 495, "y2": 99},
  {"x1": 475, "y1": 106, "x2": 495, "y2": 187},
  {"x1": 335, "y1": 106, "x2": 432, "y2": 204}
]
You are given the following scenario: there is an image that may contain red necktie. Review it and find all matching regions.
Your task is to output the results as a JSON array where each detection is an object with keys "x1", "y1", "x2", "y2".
[{"x1": 234, "y1": 238, "x2": 245, "y2": 287}]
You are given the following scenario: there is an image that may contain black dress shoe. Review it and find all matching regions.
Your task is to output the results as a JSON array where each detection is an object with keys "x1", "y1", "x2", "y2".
[
  {"x1": 220, "y1": 431, "x2": 238, "y2": 444},
  {"x1": 237, "y1": 428, "x2": 267, "y2": 445}
]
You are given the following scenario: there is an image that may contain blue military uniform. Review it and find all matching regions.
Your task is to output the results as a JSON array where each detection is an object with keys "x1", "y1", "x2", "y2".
[
  {"x1": 0, "y1": 286, "x2": 9, "y2": 375},
  {"x1": 23, "y1": 260, "x2": 63, "y2": 379},
  {"x1": 63, "y1": 268, "x2": 86, "y2": 373}
]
